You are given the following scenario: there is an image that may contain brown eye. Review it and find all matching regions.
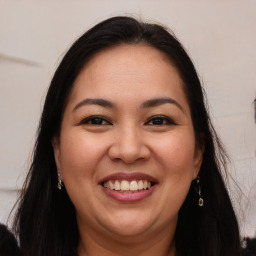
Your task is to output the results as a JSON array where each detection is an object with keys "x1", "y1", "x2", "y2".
[
  {"x1": 79, "y1": 116, "x2": 112, "y2": 125},
  {"x1": 145, "y1": 116, "x2": 176, "y2": 126}
]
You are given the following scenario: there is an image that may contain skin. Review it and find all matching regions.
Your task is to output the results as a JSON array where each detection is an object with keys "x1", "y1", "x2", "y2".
[{"x1": 53, "y1": 44, "x2": 204, "y2": 256}]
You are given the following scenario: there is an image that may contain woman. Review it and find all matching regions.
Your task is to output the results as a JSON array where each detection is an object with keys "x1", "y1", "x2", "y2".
[{"x1": 13, "y1": 16, "x2": 241, "y2": 256}]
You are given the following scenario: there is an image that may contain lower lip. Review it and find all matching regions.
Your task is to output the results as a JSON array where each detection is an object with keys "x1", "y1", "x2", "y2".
[{"x1": 101, "y1": 185, "x2": 157, "y2": 203}]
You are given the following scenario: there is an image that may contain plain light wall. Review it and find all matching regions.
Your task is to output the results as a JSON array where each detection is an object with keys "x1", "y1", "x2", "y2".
[{"x1": 0, "y1": 0, "x2": 255, "y2": 236}]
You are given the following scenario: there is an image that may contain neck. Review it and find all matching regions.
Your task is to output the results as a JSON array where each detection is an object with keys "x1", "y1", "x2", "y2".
[{"x1": 77, "y1": 221, "x2": 176, "y2": 256}]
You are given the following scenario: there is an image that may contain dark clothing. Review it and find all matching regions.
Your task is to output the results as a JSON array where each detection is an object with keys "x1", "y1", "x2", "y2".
[{"x1": 0, "y1": 224, "x2": 22, "y2": 256}]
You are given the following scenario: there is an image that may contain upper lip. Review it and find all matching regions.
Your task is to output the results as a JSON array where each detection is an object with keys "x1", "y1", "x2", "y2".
[{"x1": 98, "y1": 172, "x2": 158, "y2": 184}]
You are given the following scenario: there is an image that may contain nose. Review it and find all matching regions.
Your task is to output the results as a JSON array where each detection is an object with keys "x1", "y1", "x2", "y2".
[{"x1": 108, "y1": 125, "x2": 150, "y2": 164}]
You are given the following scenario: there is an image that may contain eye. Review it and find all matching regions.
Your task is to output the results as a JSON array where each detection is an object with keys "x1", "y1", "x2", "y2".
[
  {"x1": 79, "y1": 116, "x2": 112, "y2": 125},
  {"x1": 145, "y1": 115, "x2": 176, "y2": 126}
]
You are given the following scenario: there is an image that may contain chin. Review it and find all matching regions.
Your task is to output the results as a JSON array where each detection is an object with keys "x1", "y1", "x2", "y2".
[
  {"x1": 101, "y1": 209, "x2": 155, "y2": 237},
  {"x1": 109, "y1": 224, "x2": 151, "y2": 237}
]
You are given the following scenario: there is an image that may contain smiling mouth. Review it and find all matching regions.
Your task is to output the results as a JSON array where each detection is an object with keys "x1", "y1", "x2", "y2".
[{"x1": 102, "y1": 180, "x2": 155, "y2": 193}]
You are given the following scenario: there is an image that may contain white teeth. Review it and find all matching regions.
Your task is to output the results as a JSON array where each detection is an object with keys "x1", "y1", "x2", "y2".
[
  {"x1": 103, "y1": 180, "x2": 153, "y2": 192},
  {"x1": 138, "y1": 180, "x2": 144, "y2": 190},
  {"x1": 121, "y1": 180, "x2": 130, "y2": 190},
  {"x1": 109, "y1": 181, "x2": 114, "y2": 190},
  {"x1": 130, "y1": 180, "x2": 138, "y2": 191},
  {"x1": 143, "y1": 181, "x2": 147, "y2": 189},
  {"x1": 114, "y1": 180, "x2": 120, "y2": 190}
]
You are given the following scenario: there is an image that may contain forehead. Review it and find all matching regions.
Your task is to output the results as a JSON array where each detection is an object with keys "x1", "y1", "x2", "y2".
[
  {"x1": 68, "y1": 44, "x2": 188, "y2": 109},
  {"x1": 79, "y1": 44, "x2": 178, "y2": 81}
]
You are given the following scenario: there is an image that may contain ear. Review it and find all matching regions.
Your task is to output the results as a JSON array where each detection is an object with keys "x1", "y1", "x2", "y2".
[
  {"x1": 52, "y1": 136, "x2": 61, "y2": 173},
  {"x1": 192, "y1": 133, "x2": 205, "y2": 179}
]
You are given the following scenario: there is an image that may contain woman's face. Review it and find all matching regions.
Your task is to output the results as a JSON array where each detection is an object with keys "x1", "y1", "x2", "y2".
[{"x1": 53, "y1": 44, "x2": 203, "y2": 240}]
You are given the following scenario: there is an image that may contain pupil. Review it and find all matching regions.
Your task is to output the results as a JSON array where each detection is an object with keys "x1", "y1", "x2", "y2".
[
  {"x1": 153, "y1": 118, "x2": 163, "y2": 125},
  {"x1": 92, "y1": 118, "x2": 102, "y2": 124}
]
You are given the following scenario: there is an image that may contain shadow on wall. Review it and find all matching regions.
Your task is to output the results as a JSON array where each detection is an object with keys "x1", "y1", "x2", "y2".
[{"x1": 254, "y1": 98, "x2": 256, "y2": 123}]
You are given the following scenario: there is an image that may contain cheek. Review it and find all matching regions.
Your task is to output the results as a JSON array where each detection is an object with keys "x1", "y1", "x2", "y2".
[
  {"x1": 154, "y1": 133, "x2": 196, "y2": 215},
  {"x1": 58, "y1": 132, "x2": 109, "y2": 212},
  {"x1": 154, "y1": 131, "x2": 196, "y2": 172},
  {"x1": 59, "y1": 131, "x2": 107, "y2": 180}
]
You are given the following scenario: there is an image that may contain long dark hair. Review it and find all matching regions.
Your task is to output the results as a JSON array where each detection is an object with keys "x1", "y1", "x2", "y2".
[{"x1": 13, "y1": 16, "x2": 241, "y2": 256}]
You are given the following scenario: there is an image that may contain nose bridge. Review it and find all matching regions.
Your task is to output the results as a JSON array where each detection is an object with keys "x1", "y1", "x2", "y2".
[
  {"x1": 108, "y1": 122, "x2": 149, "y2": 163},
  {"x1": 120, "y1": 123, "x2": 140, "y2": 149}
]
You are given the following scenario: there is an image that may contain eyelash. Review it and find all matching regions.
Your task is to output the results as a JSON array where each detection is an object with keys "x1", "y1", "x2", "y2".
[
  {"x1": 145, "y1": 115, "x2": 176, "y2": 126},
  {"x1": 78, "y1": 115, "x2": 176, "y2": 126},
  {"x1": 78, "y1": 116, "x2": 112, "y2": 125}
]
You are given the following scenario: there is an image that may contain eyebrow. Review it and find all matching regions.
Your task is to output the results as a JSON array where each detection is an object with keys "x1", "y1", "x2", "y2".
[
  {"x1": 72, "y1": 98, "x2": 116, "y2": 112},
  {"x1": 72, "y1": 97, "x2": 184, "y2": 113},
  {"x1": 141, "y1": 97, "x2": 184, "y2": 112}
]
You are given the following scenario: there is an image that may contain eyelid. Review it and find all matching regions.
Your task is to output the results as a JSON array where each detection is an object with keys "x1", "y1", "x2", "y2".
[
  {"x1": 77, "y1": 115, "x2": 112, "y2": 125},
  {"x1": 145, "y1": 115, "x2": 177, "y2": 125}
]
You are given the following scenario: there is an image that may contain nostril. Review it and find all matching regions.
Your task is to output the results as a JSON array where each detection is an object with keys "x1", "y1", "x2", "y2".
[{"x1": 108, "y1": 142, "x2": 150, "y2": 164}]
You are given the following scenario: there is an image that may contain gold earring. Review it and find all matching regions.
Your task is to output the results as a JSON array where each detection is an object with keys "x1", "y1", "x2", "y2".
[
  {"x1": 196, "y1": 176, "x2": 204, "y2": 207},
  {"x1": 58, "y1": 173, "x2": 63, "y2": 190}
]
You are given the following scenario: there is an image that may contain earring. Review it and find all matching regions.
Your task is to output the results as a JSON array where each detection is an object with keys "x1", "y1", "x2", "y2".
[
  {"x1": 195, "y1": 176, "x2": 204, "y2": 207},
  {"x1": 58, "y1": 173, "x2": 63, "y2": 190}
]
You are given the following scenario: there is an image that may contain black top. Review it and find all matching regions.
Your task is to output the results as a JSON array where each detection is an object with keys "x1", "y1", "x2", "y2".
[{"x1": 0, "y1": 223, "x2": 22, "y2": 256}]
